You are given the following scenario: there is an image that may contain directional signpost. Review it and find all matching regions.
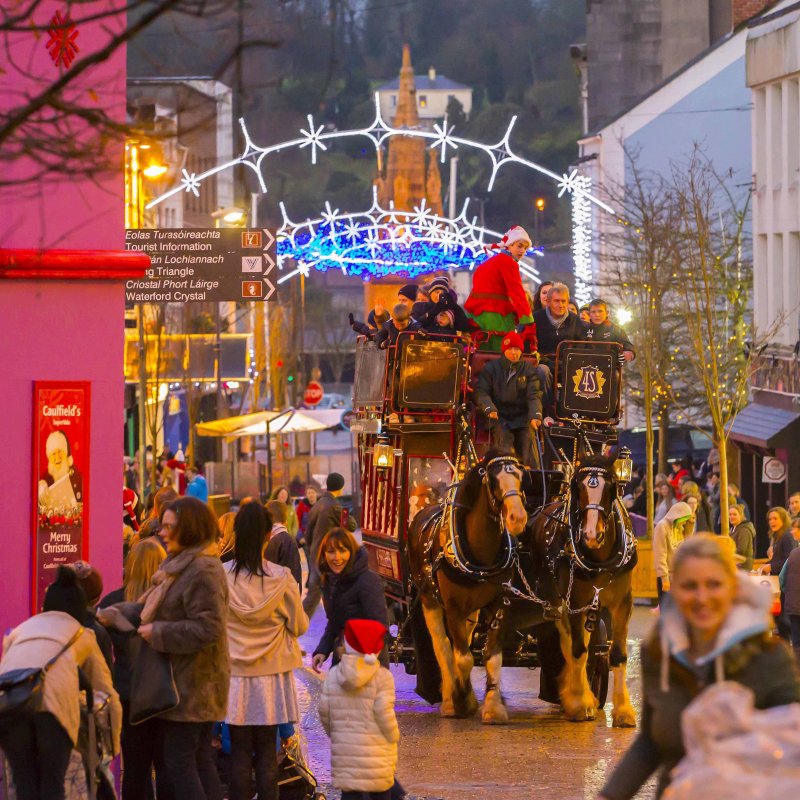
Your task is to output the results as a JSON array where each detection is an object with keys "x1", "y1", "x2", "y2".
[{"x1": 124, "y1": 228, "x2": 277, "y2": 304}]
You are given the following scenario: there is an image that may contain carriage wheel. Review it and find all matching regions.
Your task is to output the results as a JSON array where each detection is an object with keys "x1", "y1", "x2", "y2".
[{"x1": 587, "y1": 618, "x2": 610, "y2": 708}]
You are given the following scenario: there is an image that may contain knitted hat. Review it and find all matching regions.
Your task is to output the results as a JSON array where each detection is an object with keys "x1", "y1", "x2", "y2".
[
  {"x1": 343, "y1": 618, "x2": 388, "y2": 664},
  {"x1": 43, "y1": 565, "x2": 87, "y2": 622},
  {"x1": 398, "y1": 284, "x2": 417, "y2": 302},
  {"x1": 427, "y1": 276, "x2": 450, "y2": 295},
  {"x1": 326, "y1": 472, "x2": 345, "y2": 492},
  {"x1": 70, "y1": 560, "x2": 103, "y2": 606},
  {"x1": 485, "y1": 225, "x2": 531, "y2": 253},
  {"x1": 501, "y1": 332, "x2": 524, "y2": 353}
]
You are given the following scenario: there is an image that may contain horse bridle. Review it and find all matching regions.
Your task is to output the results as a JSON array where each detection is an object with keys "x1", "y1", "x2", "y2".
[
  {"x1": 574, "y1": 466, "x2": 614, "y2": 523},
  {"x1": 480, "y1": 455, "x2": 525, "y2": 519}
]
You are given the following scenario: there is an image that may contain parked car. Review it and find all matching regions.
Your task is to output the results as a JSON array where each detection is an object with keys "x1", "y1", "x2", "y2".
[
  {"x1": 312, "y1": 392, "x2": 350, "y2": 409},
  {"x1": 617, "y1": 424, "x2": 712, "y2": 470}
]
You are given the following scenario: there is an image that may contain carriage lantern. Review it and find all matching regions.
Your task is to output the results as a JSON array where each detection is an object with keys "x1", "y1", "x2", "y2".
[
  {"x1": 614, "y1": 447, "x2": 633, "y2": 485},
  {"x1": 374, "y1": 436, "x2": 394, "y2": 472}
]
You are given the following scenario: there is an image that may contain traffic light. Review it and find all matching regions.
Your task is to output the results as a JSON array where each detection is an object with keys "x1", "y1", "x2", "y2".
[
  {"x1": 287, "y1": 375, "x2": 295, "y2": 383},
  {"x1": 276, "y1": 359, "x2": 284, "y2": 368},
  {"x1": 535, "y1": 197, "x2": 546, "y2": 212}
]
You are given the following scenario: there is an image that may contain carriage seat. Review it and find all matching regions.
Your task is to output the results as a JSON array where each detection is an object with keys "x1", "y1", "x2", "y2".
[{"x1": 468, "y1": 351, "x2": 542, "y2": 449}]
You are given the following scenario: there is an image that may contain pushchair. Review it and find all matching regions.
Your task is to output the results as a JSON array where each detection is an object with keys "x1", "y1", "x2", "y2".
[
  {"x1": 277, "y1": 733, "x2": 325, "y2": 800},
  {"x1": 3, "y1": 670, "x2": 116, "y2": 800},
  {"x1": 213, "y1": 722, "x2": 325, "y2": 800}
]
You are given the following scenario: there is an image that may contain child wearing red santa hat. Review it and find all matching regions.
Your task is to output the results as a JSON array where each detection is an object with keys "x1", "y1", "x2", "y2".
[{"x1": 319, "y1": 619, "x2": 404, "y2": 800}]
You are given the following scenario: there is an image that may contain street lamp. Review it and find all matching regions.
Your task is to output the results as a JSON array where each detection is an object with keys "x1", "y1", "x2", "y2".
[
  {"x1": 212, "y1": 206, "x2": 246, "y2": 226},
  {"x1": 534, "y1": 197, "x2": 546, "y2": 243}
]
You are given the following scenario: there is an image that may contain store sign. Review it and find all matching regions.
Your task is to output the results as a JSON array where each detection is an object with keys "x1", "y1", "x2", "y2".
[
  {"x1": 124, "y1": 228, "x2": 277, "y2": 304},
  {"x1": 762, "y1": 457, "x2": 787, "y2": 484},
  {"x1": 32, "y1": 382, "x2": 90, "y2": 612}
]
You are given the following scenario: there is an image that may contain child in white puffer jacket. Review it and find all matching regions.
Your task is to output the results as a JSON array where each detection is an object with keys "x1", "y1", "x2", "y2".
[{"x1": 319, "y1": 618, "x2": 401, "y2": 800}]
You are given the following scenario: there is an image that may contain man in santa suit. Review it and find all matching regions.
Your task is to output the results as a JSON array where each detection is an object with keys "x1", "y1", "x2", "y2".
[{"x1": 465, "y1": 225, "x2": 535, "y2": 352}]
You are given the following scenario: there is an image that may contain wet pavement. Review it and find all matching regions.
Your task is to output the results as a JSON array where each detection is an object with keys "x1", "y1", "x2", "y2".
[{"x1": 295, "y1": 604, "x2": 658, "y2": 800}]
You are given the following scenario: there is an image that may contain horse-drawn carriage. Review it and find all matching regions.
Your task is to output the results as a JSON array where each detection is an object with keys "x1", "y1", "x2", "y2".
[{"x1": 350, "y1": 330, "x2": 638, "y2": 727}]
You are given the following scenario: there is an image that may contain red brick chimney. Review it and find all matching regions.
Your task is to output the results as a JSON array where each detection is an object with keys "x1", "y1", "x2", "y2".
[{"x1": 732, "y1": 0, "x2": 776, "y2": 27}]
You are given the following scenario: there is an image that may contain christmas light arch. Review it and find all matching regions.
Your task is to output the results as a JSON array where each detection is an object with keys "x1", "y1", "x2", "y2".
[{"x1": 148, "y1": 93, "x2": 613, "y2": 298}]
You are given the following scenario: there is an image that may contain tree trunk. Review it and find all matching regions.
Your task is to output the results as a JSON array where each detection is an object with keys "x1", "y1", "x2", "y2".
[
  {"x1": 657, "y1": 408, "x2": 670, "y2": 476},
  {"x1": 718, "y1": 432, "x2": 730, "y2": 537},
  {"x1": 644, "y1": 367, "x2": 656, "y2": 537}
]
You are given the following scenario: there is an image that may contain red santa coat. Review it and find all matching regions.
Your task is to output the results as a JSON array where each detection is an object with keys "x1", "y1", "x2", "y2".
[{"x1": 464, "y1": 252, "x2": 533, "y2": 324}]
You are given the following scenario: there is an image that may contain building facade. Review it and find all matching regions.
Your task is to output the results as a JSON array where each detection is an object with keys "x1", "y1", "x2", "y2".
[
  {"x1": 730, "y1": 4, "x2": 800, "y2": 513},
  {"x1": 377, "y1": 65, "x2": 472, "y2": 131}
]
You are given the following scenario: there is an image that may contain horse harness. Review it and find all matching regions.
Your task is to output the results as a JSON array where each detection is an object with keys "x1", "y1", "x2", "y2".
[{"x1": 417, "y1": 455, "x2": 524, "y2": 605}]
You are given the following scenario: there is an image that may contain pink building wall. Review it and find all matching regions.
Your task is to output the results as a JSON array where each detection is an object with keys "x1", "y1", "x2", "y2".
[
  {"x1": 0, "y1": 281, "x2": 127, "y2": 631},
  {"x1": 0, "y1": 0, "x2": 126, "y2": 250},
  {"x1": 0, "y1": 1, "x2": 131, "y2": 630}
]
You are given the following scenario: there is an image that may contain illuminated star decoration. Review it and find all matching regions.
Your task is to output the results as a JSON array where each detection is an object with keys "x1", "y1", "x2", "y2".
[
  {"x1": 46, "y1": 10, "x2": 80, "y2": 69},
  {"x1": 275, "y1": 188, "x2": 543, "y2": 284},
  {"x1": 147, "y1": 92, "x2": 613, "y2": 286}
]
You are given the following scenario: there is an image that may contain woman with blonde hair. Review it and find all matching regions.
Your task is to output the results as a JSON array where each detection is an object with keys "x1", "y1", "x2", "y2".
[
  {"x1": 269, "y1": 486, "x2": 299, "y2": 538},
  {"x1": 678, "y1": 481, "x2": 713, "y2": 533},
  {"x1": 218, "y1": 511, "x2": 237, "y2": 562},
  {"x1": 599, "y1": 534, "x2": 800, "y2": 800},
  {"x1": 99, "y1": 536, "x2": 167, "y2": 800}
]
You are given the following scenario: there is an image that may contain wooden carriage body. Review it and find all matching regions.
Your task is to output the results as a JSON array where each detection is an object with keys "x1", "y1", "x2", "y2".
[{"x1": 351, "y1": 333, "x2": 626, "y2": 629}]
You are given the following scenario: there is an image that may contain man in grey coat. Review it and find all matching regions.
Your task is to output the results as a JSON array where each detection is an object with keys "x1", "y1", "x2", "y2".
[{"x1": 474, "y1": 332, "x2": 543, "y2": 467}]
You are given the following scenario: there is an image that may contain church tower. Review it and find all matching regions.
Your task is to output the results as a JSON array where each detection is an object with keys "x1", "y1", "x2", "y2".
[{"x1": 375, "y1": 44, "x2": 444, "y2": 216}]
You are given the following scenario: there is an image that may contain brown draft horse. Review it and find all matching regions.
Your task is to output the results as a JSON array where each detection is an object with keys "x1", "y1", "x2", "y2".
[
  {"x1": 529, "y1": 451, "x2": 637, "y2": 727},
  {"x1": 408, "y1": 450, "x2": 527, "y2": 723}
]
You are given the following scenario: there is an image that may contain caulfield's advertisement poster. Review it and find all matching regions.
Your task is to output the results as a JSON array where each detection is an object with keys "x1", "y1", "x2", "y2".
[{"x1": 32, "y1": 382, "x2": 90, "y2": 612}]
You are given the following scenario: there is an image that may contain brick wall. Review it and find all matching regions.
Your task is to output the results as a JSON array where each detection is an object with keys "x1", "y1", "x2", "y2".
[{"x1": 732, "y1": 0, "x2": 775, "y2": 27}]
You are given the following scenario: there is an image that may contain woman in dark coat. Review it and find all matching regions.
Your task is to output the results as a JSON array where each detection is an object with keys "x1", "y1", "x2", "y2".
[
  {"x1": 137, "y1": 496, "x2": 230, "y2": 800},
  {"x1": 599, "y1": 534, "x2": 800, "y2": 800},
  {"x1": 310, "y1": 528, "x2": 387, "y2": 672}
]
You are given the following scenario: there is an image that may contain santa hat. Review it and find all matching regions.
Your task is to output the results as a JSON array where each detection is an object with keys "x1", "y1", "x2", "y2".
[
  {"x1": 343, "y1": 618, "x2": 388, "y2": 664},
  {"x1": 485, "y1": 226, "x2": 531, "y2": 254},
  {"x1": 123, "y1": 486, "x2": 140, "y2": 531},
  {"x1": 501, "y1": 332, "x2": 524, "y2": 353}
]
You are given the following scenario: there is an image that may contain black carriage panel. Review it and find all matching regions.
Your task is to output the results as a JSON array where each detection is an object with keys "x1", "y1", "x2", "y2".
[
  {"x1": 521, "y1": 468, "x2": 567, "y2": 508},
  {"x1": 554, "y1": 341, "x2": 622, "y2": 425},
  {"x1": 395, "y1": 336, "x2": 464, "y2": 410},
  {"x1": 353, "y1": 339, "x2": 388, "y2": 408}
]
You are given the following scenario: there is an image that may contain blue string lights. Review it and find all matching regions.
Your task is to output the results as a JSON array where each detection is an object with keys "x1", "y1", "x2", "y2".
[{"x1": 275, "y1": 192, "x2": 543, "y2": 283}]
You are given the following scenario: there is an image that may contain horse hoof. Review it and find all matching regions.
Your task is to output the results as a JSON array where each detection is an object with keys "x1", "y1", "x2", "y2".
[
  {"x1": 612, "y1": 707, "x2": 636, "y2": 728},
  {"x1": 481, "y1": 704, "x2": 509, "y2": 725},
  {"x1": 564, "y1": 705, "x2": 596, "y2": 722},
  {"x1": 440, "y1": 698, "x2": 456, "y2": 717}
]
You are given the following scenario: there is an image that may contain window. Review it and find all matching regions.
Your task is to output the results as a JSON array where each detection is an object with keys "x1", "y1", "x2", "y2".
[
  {"x1": 391, "y1": 95, "x2": 397, "y2": 107},
  {"x1": 418, "y1": 94, "x2": 427, "y2": 109}
]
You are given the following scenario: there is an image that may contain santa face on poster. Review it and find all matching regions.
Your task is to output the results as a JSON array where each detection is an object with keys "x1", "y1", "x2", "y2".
[{"x1": 32, "y1": 383, "x2": 90, "y2": 612}]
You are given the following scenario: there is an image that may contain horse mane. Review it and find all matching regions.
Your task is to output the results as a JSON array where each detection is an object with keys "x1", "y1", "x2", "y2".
[{"x1": 577, "y1": 452, "x2": 616, "y2": 472}]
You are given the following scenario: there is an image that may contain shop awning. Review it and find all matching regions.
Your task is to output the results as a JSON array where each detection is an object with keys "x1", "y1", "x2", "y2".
[
  {"x1": 196, "y1": 408, "x2": 341, "y2": 439},
  {"x1": 728, "y1": 402, "x2": 800, "y2": 449}
]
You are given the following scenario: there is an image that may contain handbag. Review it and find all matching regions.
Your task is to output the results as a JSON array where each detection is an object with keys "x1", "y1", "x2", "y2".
[
  {"x1": 0, "y1": 627, "x2": 83, "y2": 723},
  {"x1": 128, "y1": 635, "x2": 179, "y2": 725}
]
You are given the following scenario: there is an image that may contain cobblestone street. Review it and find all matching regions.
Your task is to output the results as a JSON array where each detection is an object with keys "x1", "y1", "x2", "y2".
[{"x1": 296, "y1": 606, "x2": 658, "y2": 800}]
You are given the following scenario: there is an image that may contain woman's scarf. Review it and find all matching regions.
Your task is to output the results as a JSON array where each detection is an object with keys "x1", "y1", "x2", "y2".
[{"x1": 139, "y1": 543, "x2": 217, "y2": 623}]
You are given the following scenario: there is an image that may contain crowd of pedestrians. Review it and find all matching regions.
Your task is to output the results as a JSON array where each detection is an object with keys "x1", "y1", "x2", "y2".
[{"x1": 0, "y1": 467, "x2": 406, "y2": 800}]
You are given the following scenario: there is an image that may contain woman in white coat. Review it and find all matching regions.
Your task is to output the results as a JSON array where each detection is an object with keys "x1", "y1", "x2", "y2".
[
  {"x1": 0, "y1": 565, "x2": 121, "y2": 800},
  {"x1": 319, "y1": 618, "x2": 400, "y2": 800}
]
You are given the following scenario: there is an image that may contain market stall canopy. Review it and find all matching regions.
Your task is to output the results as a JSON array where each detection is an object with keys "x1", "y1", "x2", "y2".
[{"x1": 196, "y1": 408, "x2": 343, "y2": 439}]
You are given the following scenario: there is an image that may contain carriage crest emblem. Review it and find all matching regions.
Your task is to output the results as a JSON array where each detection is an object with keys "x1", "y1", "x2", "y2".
[{"x1": 572, "y1": 365, "x2": 606, "y2": 400}]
